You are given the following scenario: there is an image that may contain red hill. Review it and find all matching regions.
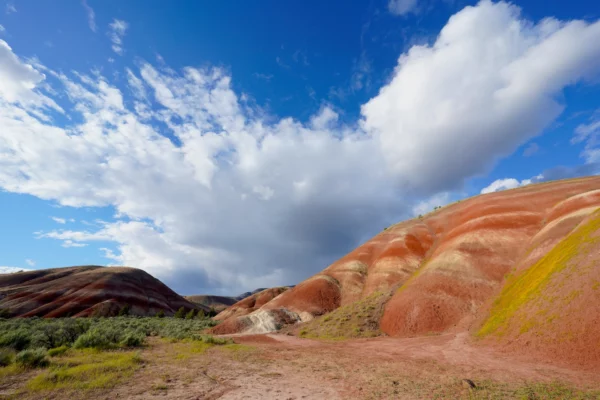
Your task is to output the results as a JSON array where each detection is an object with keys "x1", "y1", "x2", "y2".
[{"x1": 0, "y1": 265, "x2": 202, "y2": 317}]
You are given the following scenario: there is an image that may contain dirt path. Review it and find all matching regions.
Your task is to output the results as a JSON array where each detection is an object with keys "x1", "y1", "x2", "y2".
[{"x1": 100, "y1": 333, "x2": 600, "y2": 399}]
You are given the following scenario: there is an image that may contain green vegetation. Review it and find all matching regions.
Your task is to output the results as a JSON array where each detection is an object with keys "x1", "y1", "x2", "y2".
[
  {"x1": 0, "y1": 316, "x2": 230, "y2": 397},
  {"x1": 297, "y1": 291, "x2": 390, "y2": 340},
  {"x1": 479, "y1": 210, "x2": 600, "y2": 337},
  {"x1": 26, "y1": 349, "x2": 143, "y2": 392},
  {"x1": 0, "y1": 315, "x2": 218, "y2": 353},
  {"x1": 15, "y1": 348, "x2": 49, "y2": 368}
]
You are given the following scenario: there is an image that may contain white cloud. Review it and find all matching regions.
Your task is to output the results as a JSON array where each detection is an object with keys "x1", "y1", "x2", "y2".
[
  {"x1": 412, "y1": 192, "x2": 451, "y2": 216},
  {"x1": 0, "y1": 266, "x2": 29, "y2": 274},
  {"x1": 0, "y1": 25, "x2": 5, "y2": 33},
  {"x1": 0, "y1": 40, "x2": 61, "y2": 110},
  {"x1": 480, "y1": 175, "x2": 543, "y2": 194},
  {"x1": 0, "y1": 1, "x2": 599, "y2": 294},
  {"x1": 362, "y1": 0, "x2": 600, "y2": 195},
  {"x1": 108, "y1": 19, "x2": 128, "y2": 55},
  {"x1": 523, "y1": 142, "x2": 539, "y2": 157},
  {"x1": 51, "y1": 216, "x2": 66, "y2": 224},
  {"x1": 25, "y1": 259, "x2": 35, "y2": 267},
  {"x1": 573, "y1": 112, "x2": 600, "y2": 163},
  {"x1": 82, "y1": 0, "x2": 97, "y2": 32},
  {"x1": 62, "y1": 240, "x2": 88, "y2": 248},
  {"x1": 5, "y1": 3, "x2": 16, "y2": 14},
  {"x1": 388, "y1": 0, "x2": 418, "y2": 16}
]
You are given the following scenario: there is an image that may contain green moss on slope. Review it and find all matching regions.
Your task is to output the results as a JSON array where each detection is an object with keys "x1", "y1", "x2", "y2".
[{"x1": 478, "y1": 209, "x2": 600, "y2": 337}]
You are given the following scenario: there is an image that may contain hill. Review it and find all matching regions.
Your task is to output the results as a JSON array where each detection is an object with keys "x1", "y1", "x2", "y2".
[
  {"x1": 0, "y1": 265, "x2": 203, "y2": 317},
  {"x1": 212, "y1": 176, "x2": 600, "y2": 369},
  {"x1": 184, "y1": 295, "x2": 238, "y2": 313}
]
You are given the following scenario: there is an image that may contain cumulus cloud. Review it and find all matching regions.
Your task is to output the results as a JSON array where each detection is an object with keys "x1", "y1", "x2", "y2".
[
  {"x1": 1, "y1": 1, "x2": 600, "y2": 294},
  {"x1": 82, "y1": 0, "x2": 97, "y2": 32},
  {"x1": 388, "y1": 0, "x2": 418, "y2": 16},
  {"x1": 108, "y1": 19, "x2": 128, "y2": 55},
  {"x1": 362, "y1": 0, "x2": 600, "y2": 194},
  {"x1": 51, "y1": 216, "x2": 66, "y2": 224},
  {"x1": 480, "y1": 175, "x2": 543, "y2": 194}
]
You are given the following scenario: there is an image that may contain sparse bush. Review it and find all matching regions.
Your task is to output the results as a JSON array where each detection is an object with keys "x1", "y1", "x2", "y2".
[
  {"x1": 0, "y1": 308, "x2": 11, "y2": 319},
  {"x1": 15, "y1": 348, "x2": 49, "y2": 368},
  {"x1": 156, "y1": 310, "x2": 165, "y2": 318},
  {"x1": 174, "y1": 307, "x2": 186, "y2": 319},
  {"x1": 197, "y1": 309, "x2": 205, "y2": 319},
  {"x1": 47, "y1": 345, "x2": 69, "y2": 357},
  {"x1": 0, "y1": 348, "x2": 14, "y2": 366}
]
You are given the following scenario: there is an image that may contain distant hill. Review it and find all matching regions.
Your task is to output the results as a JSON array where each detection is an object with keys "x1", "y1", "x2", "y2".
[
  {"x1": 184, "y1": 295, "x2": 238, "y2": 313},
  {"x1": 212, "y1": 176, "x2": 600, "y2": 369},
  {"x1": 186, "y1": 287, "x2": 292, "y2": 313},
  {"x1": 0, "y1": 265, "x2": 204, "y2": 317}
]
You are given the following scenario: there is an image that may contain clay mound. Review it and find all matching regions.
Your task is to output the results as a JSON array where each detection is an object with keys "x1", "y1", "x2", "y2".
[
  {"x1": 214, "y1": 287, "x2": 289, "y2": 321},
  {"x1": 212, "y1": 176, "x2": 600, "y2": 357},
  {"x1": 0, "y1": 265, "x2": 203, "y2": 317},
  {"x1": 478, "y1": 209, "x2": 600, "y2": 369},
  {"x1": 185, "y1": 295, "x2": 238, "y2": 313}
]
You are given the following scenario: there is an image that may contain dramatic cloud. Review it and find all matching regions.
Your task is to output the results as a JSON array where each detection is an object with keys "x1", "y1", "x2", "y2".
[
  {"x1": 388, "y1": 0, "x2": 418, "y2": 16},
  {"x1": 0, "y1": 1, "x2": 599, "y2": 294},
  {"x1": 108, "y1": 19, "x2": 128, "y2": 55},
  {"x1": 82, "y1": 0, "x2": 97, "y2": 32},
  {"x1": 362, "y1": 0, "x2": 600, "y2": 194}
]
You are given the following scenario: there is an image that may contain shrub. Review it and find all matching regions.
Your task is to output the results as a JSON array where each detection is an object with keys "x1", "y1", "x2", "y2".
[
  {"x1": 0, "y1": 348, "x2": 14, "y2": 366},
  {"x1": 15, "y1": 348, "x2": 49, "y2": 368},
  {"x1": 48, "y1": 345, "x2": 69, "y2": 357},
  {"x1": 185, "y1": 309, "x2": 196, "y2": 319},
  {"x1": 174, "y1": 307, "x2": 186, "y2": 319},
  {"x1": 156, "y1": 310, "x2": 165, "y2": 318},
  {"x1": 0, "y1": 308, "x2": 11, "y2": 319},
  {"x1": 197, "y1": 309, "x2": 205, "y2": 319},
  {"x1": 119, "y1": 332, "x2": 145, "y2": 348},
  {"x1": 73, "y1": 329, "x2": 111, "y2": 350},
  {"x1": 0, "y1": 330, "x2": 31, "y2": 351}
]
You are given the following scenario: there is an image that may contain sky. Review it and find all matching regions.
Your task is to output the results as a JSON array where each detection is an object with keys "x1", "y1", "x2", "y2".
[{"x1": 0, "y1": 0, "x2": 599, "y2": 295}]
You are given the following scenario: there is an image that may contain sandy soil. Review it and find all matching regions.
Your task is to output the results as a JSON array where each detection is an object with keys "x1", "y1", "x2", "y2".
[{"x1": 96, "y1": 333, "x2": 600, "y2": 400}]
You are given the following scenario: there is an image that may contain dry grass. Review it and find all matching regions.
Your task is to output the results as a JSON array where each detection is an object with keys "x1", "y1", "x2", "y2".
[{"x1": 296, "y1": 291, "x2": 391, "y2": 340}]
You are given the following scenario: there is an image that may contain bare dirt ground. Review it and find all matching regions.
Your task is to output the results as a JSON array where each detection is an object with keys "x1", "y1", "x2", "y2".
[{"x1": 97, "y1": 333, "x2": 600, "y2": 400}]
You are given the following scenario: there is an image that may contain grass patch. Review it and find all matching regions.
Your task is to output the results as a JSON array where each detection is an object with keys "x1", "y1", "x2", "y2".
[
  {"x1": 26, "y1": 349, "x2": 143, "y2": 392},
  {"x1": 296, "y1": 291, "x2": 391, "y2": 340}
]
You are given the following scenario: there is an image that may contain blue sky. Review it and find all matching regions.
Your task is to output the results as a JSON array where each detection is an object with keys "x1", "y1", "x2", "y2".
[{"x1": 0, "y1": 0, "x2": 599, "y2": 295}]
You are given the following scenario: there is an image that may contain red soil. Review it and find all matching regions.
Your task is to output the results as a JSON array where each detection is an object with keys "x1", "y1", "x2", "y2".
[
  {"x1": 213, "y1": 287, "x2": 289, "y2": 321},
  {"x1": 0, "y1": 265, "x2": 201, "y2": 317},
  {"x1": 214, "y1": 176, "x2": 600, "y2": 370}
]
